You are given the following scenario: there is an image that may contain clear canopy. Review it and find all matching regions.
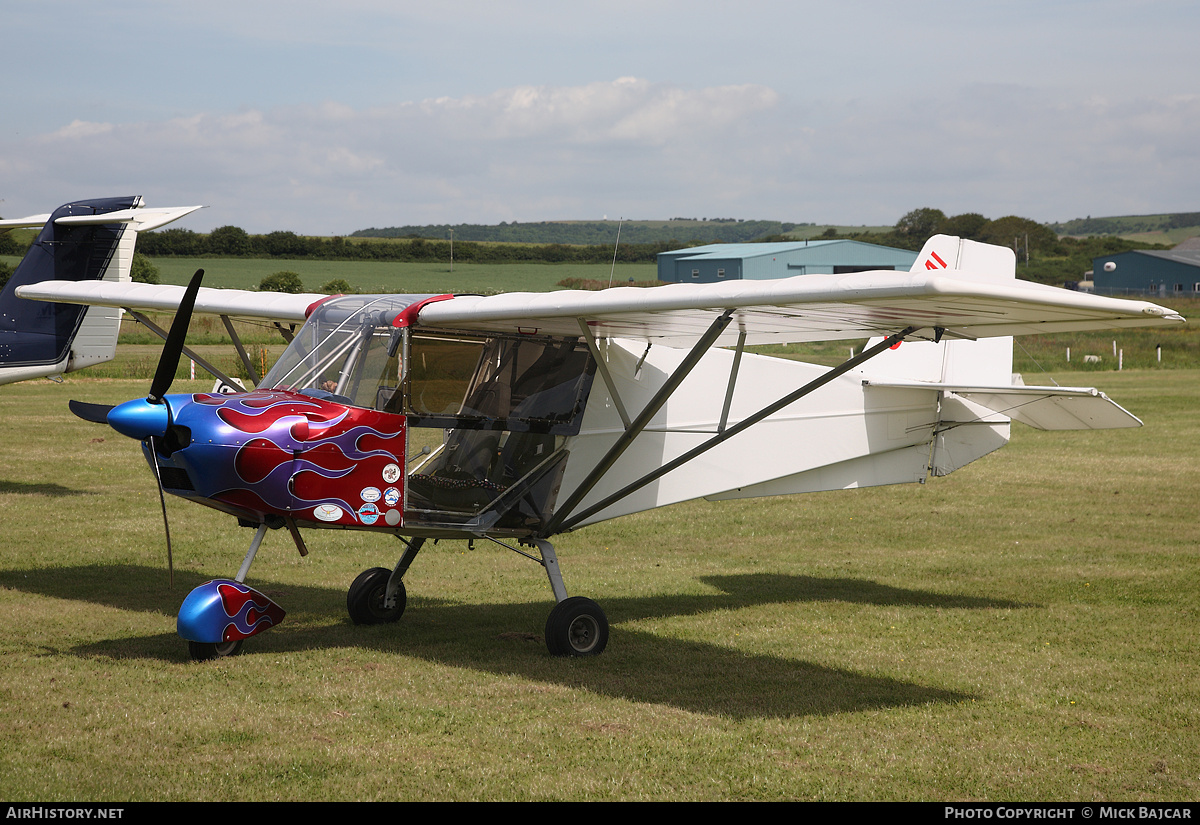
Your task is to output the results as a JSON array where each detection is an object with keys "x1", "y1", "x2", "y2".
[{"x1": 260, "y1": 294, "x2": 596, "y2": 435}]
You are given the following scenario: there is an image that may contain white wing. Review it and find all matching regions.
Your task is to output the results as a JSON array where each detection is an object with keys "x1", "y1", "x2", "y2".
[
  {"x1": 16, "y1": 280, "x2": 329, "y2": 324},
  {"x1": 417, "y1": 271, "x2": 1182, "y2": 347}
]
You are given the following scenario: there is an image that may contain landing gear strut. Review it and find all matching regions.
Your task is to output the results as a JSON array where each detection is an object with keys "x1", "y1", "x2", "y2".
[
  {"x1": 346, "y1": 536, "x2": 609, "y2": 657},
  {"x1": 533, "y1": 539, "x2": 608, "y2": 657}
]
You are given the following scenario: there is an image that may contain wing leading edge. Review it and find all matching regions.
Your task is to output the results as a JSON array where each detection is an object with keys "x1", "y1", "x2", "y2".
[{"x1": 16, "y1": 281, "x2": 329, "y2": 324}]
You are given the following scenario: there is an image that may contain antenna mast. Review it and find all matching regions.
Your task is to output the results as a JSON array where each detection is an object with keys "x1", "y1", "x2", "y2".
[{"x1": 607, "y1": 218, "x2": 623, "y2": 287}]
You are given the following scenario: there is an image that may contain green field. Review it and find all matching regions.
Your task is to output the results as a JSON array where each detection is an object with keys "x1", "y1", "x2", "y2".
[
  {"x1": 0, "y1": 254, "x2": 659, "y2": 298},
  {"x1": 0, "y1": 365, "x2": 1196, "y2": 801},
  {"x1": 148, "y1": 257, "x2": 658, "y2": 295}
]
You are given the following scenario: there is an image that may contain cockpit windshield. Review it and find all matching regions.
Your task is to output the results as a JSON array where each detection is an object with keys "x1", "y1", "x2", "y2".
[
  {"x1": 260, "y1": 294, "x2": 596, "y2": 436},
  {"x1": 259, "y1": 294, "x2": 427, "y2": 406}
]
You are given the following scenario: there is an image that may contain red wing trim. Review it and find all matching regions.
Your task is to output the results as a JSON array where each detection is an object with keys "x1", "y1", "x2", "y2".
[
  {"x1": 392, "y1": 294, "x2": 456, "y2": 328},
  {"x1": 304, "y1": 295, "x2": 341, "y2": 319}
]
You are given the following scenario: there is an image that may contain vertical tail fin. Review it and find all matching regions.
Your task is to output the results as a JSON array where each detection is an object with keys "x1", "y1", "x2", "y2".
[
  {"x1": 911, "y1": 233, "x2": 1017, "y2": 283},
  {"x1": 0, "y1": 197, "x2": 202, "y2": 386},
  {"x1": 868, "y1": 234, "x2": 1019, "y2": 476}
]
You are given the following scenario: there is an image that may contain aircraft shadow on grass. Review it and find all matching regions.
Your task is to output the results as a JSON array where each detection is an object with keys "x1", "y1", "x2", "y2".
[
  {"x1": 0, "y1": 478, "x2": 92, "y2": 497},
  {"x1": 1, "y1": 564, "x2": 1027, "y2": 719}
]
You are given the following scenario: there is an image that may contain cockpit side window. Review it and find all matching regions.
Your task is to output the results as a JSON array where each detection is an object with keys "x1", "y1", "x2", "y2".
[{"x1": 404, "y1": 332, "x2": 595, "y2": 435}]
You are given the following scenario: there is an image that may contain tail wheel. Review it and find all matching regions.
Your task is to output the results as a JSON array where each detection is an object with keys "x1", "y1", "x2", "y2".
[
  {"x1": 545, "y1": 596, "x2": 608, "y2": 657},
  {"x1": 347, "y1": 567, "x2": 406, "y2": 625}
]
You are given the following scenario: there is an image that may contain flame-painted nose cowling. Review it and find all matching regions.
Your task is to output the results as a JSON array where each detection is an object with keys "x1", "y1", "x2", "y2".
[
  {"x1": 107, "y1": 396, "x2": 176, "y2": 441},
  {"x1": 112, "y1": 388, "x2": 408, "y2": 529}
]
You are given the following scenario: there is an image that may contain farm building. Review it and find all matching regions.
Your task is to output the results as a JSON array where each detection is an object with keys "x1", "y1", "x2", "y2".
[
  {"x1": 656, "y1": 240, "x2": 918, "y2": 284},
  {"x1": 1091, "y1": 238, "x2": 1200, "y2": 296}
]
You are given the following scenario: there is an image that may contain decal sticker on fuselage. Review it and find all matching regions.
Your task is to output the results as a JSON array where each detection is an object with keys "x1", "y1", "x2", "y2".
[
  {"x1": 358, "y1": 502, "x2": 381, "y2": 525},
  {"x1": 314, "y1": 504, "x2": 344, "y2": 522}
]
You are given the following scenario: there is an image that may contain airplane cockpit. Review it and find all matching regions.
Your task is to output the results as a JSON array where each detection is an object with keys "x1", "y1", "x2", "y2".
[{"x1": 259, "y1": 295, "x2": 597, "y2": 532}]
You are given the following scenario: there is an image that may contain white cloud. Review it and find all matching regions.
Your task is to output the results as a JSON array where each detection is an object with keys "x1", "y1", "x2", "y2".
[
  {"x1": 2, "y1": 76, "x2": 1197, "y2": 233},
  {"x1": 2, "y1": 79, "x2": 790, "y2": 231}
]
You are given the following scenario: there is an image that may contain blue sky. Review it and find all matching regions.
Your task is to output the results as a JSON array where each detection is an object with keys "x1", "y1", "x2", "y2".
[{"x1": 3, "y1": 1, "x2": 1198, "y2": 234}]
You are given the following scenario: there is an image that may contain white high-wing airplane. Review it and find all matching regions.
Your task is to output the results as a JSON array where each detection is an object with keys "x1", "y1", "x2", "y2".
[
  {"x1": 11, "y1": 197, "x2": 1186, "y2": 660},
  {"x1": 0, "y1": 196, "x2": 203, "y2": 386}
]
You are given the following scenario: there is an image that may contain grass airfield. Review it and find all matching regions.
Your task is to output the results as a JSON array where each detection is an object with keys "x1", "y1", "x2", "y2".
[{"x1": 0, "y1": 366, "x2": 1196, "y2": 802}]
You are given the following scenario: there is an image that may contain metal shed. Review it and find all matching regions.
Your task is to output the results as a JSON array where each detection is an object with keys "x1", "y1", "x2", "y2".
[
  {"x1": 1092, "y1": 241, "x2": 1200, "y2": 296},
  {"x1": 657, "y1": 240, "x2": 918, "y2": 284}
]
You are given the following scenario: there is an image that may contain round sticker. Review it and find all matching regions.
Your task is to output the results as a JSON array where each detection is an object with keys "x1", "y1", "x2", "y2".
[
  {"x1": 382, "y1": 464, "x2": 401, "y2": 484},
  {"x1": 385, "y1": 509, "x2": 401, "y2": 526},
  {"x1": 358, "y1": 502, "x2": 381, "y2": 525},
  {"x1": 383, "y1": 487, "x2": 400, "y2": 507},
  {"x1": 361, "y1": 486, "x2": 381, "y2": 502},
  {"x1": 313, "y1": 504, "x2": 343, "y2": 522}
]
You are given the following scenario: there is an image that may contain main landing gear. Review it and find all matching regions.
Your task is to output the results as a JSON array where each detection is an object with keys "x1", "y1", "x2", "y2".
[
  {"x1": 347, "y1": 536, "x2": 609, "y2": 657},
  {"x1": 347, "y1": 567, "x2": 407, "y2": 624},
  {"x1": 545, "y1": 596, "x2": 608, "y2": 656}
]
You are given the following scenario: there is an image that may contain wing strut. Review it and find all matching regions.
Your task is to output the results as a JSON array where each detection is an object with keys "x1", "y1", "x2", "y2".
[
  {"x1": 128, "y1": 310, "x2": 242, "y2": 390},
  {"x1": 719, "y1": 330, "x2": 748, "y2": 433},
  {"x1": 545, "y1": 325, "x2": 917, "y2": 536},
  {"x1": 577, "y1": 318, "x2": 632, "y2": 428},
  {"x1": 221, "y1": 316, "x2": 260, "y2": 384},
  {"x1": 544, "y1": 310, "x2": 736, "y2": 535}
]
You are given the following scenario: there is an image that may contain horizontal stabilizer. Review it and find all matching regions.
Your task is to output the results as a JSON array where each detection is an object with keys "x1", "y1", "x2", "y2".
[
  {"x1": 54, "y1": 205, "x2": 204, "y2": 231},
  {"x1": 0, "y1": 213, "x2": 54, "y2": 230},
  {"x1": 863, "y1": 380, "x2": 1142, "y2": 429},
  {"x1": 0, "y1": 205, "x2": 202, "y2": 232}
]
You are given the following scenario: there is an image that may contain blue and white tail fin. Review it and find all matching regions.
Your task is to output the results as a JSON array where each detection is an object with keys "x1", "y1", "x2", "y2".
[{"x1": 0, "y1": 197, "x2": 201, "y2": 386}]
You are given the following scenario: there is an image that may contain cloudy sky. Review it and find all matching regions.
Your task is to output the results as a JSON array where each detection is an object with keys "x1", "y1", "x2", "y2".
[{"x1": 2, "y1": 1, "x2": 1197, "y2": 234}]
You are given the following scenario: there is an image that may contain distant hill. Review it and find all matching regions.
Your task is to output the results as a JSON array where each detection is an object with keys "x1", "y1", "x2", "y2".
[
  {"x1": 351, "y1": 219, "x2": 797, "y2": 245},
  {"x1": 1049, "y1": 212, "x2": 1200, "y2": 245}
]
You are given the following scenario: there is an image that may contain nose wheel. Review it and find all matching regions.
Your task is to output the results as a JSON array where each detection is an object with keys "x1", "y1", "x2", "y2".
[{"x1": 188, "y1": 640, "x2": 244, "y2": 661}]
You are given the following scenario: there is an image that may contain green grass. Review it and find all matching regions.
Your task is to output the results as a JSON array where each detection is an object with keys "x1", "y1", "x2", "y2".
[{"x1": 0, "y1": 370, "x2": 1196, "y2": 801}]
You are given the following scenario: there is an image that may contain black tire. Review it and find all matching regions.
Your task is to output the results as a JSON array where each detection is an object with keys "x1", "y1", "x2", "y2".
[
  {"x1": 545, "y1": 596, "x2": 608, "y2": 657},
  {"x1": 188, "y1": 640, "x2": 244, "y2": 661},
  {"x1": 347, "y1": 567, "x2": 406, "y2": 625}
]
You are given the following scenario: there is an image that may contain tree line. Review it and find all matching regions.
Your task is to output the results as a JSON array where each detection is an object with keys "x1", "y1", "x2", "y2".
[
  {"x1": 135, "y1": 225, "x2": 687, "y2": 264},
  {"x1": 350, "y1": 219, "x2": 791, "y2": 245},
  {"x1": 2, "y1": 209, "x2": 1175, "y2": 291}
]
